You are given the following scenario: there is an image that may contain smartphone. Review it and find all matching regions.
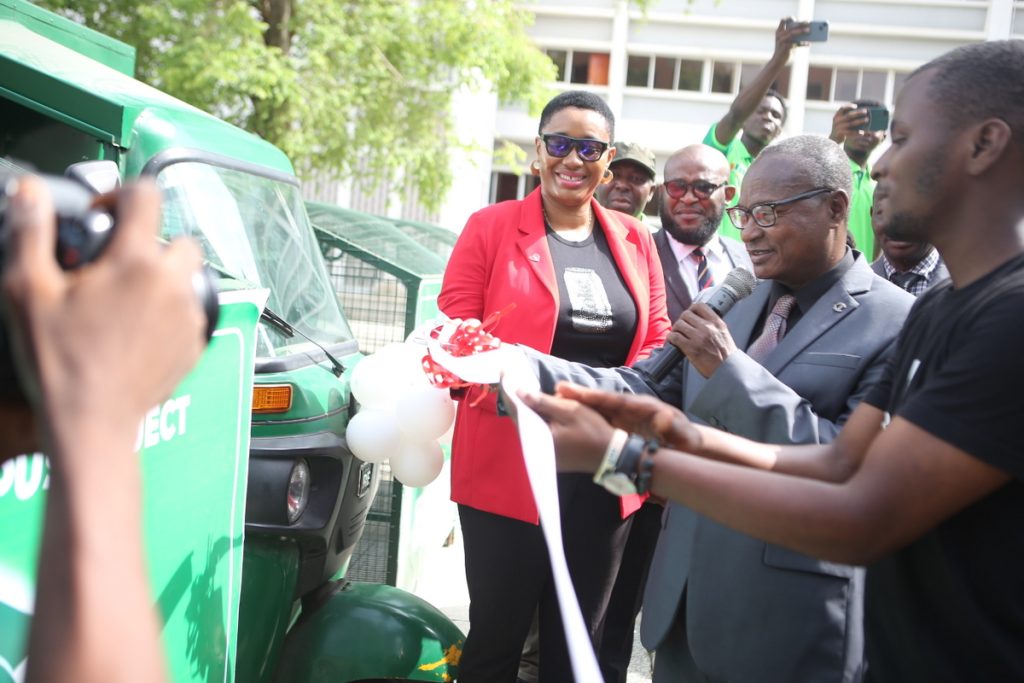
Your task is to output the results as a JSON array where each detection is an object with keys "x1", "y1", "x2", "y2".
[
  {"x1": 788, "y1": 20, "x2": 829, "y2": 43},
  {"x1": 859, "y1": 105, "x2": 890, "y2": 132}
]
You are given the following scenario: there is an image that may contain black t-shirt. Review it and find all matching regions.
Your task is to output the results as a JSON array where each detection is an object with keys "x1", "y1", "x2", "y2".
[
  {"x1": 546, "y1": 222, "x2": 638, "y2": 368},
  {"x1": 862, "y1": 253, "x2": 1024, "y2": 682}
]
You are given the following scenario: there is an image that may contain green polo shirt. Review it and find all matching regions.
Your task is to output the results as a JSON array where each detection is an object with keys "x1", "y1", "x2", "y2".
[
  {"x1": 703, "y1": 123, "x2": 754, "y2": 242},
  {"x1": 847, "y1": 157, "x2": 877, "y2": 259}
]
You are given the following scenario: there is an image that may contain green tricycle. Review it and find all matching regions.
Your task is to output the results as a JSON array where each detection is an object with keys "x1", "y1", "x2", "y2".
[{"x1": 0, "y1": 2, "x2": 463, "y2": 681}]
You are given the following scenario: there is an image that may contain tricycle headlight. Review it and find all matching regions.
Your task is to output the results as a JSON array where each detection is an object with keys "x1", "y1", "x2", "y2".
[{"x1": 287, "y1": 458, "x2": 311, "y2": 524}]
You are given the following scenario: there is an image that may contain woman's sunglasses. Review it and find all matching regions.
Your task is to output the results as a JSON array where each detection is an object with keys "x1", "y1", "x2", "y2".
[{"x1": 540, "y1": 134, "x2": 610, "y2": 163}]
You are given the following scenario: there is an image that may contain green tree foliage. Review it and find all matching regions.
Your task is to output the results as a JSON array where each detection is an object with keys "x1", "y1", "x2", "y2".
[{"x1": 37, "y1": 0, "x2": 555, "y2": 209}]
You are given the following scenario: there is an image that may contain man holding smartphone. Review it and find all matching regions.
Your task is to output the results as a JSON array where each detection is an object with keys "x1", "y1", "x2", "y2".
[
  {"x1": 703, "y1": 18, "x2": 812, "y2": 242},
  {"x1": 830, "y1": 100, "x2": 889, "y2": 259}
]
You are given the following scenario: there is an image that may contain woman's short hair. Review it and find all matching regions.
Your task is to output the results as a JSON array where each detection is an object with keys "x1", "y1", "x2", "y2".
[{"x1": 537, "y1": 90, "x2": 615, "y2": 141}]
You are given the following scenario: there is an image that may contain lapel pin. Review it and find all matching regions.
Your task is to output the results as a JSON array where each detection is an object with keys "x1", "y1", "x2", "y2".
[
  {"x1": 529, "y1": 254, "x2": 541, "y2": 262},
  {"x1": 833, "y1": 302, "x2": 847, "y2": 312}
]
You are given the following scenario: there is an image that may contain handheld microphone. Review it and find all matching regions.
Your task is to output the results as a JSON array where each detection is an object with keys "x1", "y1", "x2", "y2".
[{"x1": 643, "y1": 266, "x2": 757, "y2": 383}]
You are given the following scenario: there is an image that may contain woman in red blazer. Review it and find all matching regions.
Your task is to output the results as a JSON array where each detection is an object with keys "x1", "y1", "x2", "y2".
[{"x1": 438, "y1": 90, "x2": 670, "y2": 682}]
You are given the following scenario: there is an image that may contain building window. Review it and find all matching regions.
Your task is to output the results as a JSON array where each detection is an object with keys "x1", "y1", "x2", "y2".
[
  {"x1": 490, "y1": 172, "x2": 540, "y2": 204},
  {"x1": 626, "y1": 55, "x2": 650, "y2": 87},
  {"x1": 806, "y1": 66, "x2": 833, "y2": 101},
  {"x1": 808, "y1": 66, "x2": 904, "y2": 104},
  {"x1": 739, "y1": 62, "x2": 791, "y2": 97},
  {"x1": 860, "y1": 70, "x2": 887, "y2": 101},
  {"x1": 893, "y1": 71, "x2": 911, "y2": 99},
  {"x1": 834, "y1": 69, "x2": 859, "y2": 101},
  {"x1": 622, "y1": 55, "x2": 789, "y2": 97},
  {"x1": 652, "y1": 56, "x2": 676, "y2": 90},
  {"x1": 710, "y1": 61, "x2": 735, "y2": 94},
  {"x1": 546, "y1": 48, "x2": 610, "y2": 86},
  {"x1": 547, "y1": 49, "x2": 568, "y2": 81},
  {"x1": 677, "y1": 59, "x2": 702, "y2": 91}
]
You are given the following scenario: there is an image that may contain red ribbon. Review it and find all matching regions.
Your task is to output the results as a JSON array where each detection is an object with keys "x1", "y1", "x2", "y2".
[{"x1": 421, "y1": 305, "x2": 516, "y2": 406}]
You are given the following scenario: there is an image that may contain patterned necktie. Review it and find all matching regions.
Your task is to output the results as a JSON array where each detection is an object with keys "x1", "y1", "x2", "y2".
[
  {"x1": 747, "y1": 294, "x2": 797, "y2": 362},
  {"x1": 890, "y1": 270, "x2": 923, "y2": 292},
  {"x1": 692, "y1": 247, "x2": 714, "y2": 291}
]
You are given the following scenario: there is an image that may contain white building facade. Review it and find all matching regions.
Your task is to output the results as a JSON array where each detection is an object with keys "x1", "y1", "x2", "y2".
[
  {"x1": 486, "y1": 0, "x2": 1023, "y2": 218},
  {"x1": 307, "y1": 0, "x2": 1023, "y2": 232}
]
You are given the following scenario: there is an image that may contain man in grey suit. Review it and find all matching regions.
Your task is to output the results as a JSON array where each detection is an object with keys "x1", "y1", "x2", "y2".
[
  {"x1": 527, "y1": 135, "x2": 914, "y2": 683},
  {"x1": 655, "y1": 145, "x2": 752, "y2": 323},
  {"x1": 598, "y1": 144, "x2": 753, "y2": 683}
]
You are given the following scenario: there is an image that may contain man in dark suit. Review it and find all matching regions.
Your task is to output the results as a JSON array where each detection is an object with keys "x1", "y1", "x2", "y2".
[
  {"x1": 654, "y1": 145, "x2": 752, "y2": 323},
  {"x1": 528, "y1": 134, "x2": 914, "y2": 682},
  {"x1": 869, "y1": 200, "x2": 948, "y2": 295}
]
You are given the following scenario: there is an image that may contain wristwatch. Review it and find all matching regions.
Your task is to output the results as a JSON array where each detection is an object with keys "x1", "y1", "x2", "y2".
[{"x1": 593, "y1": 430, "x2": 640, "y2": 496}]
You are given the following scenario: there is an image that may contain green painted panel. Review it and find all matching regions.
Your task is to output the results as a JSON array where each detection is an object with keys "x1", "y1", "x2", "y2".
[{"x1": 0, "y1": 291, "x2": 264, "y2": 682}]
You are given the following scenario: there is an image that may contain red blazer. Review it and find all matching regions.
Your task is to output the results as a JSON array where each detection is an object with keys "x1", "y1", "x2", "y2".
[{"x1": 438, "y1": 188, "x2": 670, "y2": 524}]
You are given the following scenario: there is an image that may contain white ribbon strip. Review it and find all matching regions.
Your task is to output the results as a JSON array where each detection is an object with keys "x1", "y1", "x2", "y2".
[{"x1": 428, "y1": 339, "x2": 602, "y2": 682}]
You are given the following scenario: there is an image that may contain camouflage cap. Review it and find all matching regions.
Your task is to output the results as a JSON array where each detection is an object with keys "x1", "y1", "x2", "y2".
[{"x1": 610, "y1": 141, "x2": 656, "y2": 180}]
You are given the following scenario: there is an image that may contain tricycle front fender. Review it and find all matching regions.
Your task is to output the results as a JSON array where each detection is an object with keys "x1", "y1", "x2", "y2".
[{"x1": 276, "y1": 580, "x2": 463, "y2": 682}]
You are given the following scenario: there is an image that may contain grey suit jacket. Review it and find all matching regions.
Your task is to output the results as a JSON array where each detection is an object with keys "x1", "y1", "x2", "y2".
[
  {"x1": 530, "y1": 254, "x2": 915, "y2": 683},
  {"x1": 654, "y1": 229, "x2": 752, "y2": 322},
  {"x1": 870, "y1": 254, "x2": 950, "y2": 293}
]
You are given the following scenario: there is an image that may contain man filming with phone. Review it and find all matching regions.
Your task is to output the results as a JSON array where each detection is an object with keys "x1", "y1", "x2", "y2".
[
  {"x1": 703, "y1": 18, "x2": 817, "y2": 242},
  {"x1": 831, "y1": 100, "x2": 889, "y2": 258}
]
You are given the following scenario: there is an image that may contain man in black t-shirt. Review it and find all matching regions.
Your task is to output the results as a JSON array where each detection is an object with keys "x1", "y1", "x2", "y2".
[{"x1": 517, "y1": 40, "x2": 1024, "y2": 683}]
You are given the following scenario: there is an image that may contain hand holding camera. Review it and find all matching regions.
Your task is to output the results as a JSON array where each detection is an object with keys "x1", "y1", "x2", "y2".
[{"x1": 0, "y1": 174, "x2": 215, "y2": 459}]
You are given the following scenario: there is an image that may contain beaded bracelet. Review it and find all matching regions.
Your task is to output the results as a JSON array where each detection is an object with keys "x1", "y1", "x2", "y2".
[{"x1": 635, "y1": 440, "x2": 659, "y2": 494}]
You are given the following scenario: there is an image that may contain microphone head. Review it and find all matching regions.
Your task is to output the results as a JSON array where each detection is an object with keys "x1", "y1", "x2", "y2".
[{"x1": 721, "y1": 267, "x2": 757, "y2": 298}]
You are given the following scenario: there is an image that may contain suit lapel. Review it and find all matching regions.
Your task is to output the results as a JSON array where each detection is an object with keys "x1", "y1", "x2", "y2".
[
  {"x1": 517, "y1": 190, "x2": 559, "y2": 303},
  {"x1": 759, "y1": 261, "x2": 872, "y2": 376},
  {"x1": 655, "y1": 230, "x2": 691, "y2": 320}
]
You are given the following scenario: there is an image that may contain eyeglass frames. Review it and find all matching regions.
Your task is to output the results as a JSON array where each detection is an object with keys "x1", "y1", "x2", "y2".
[
  {"x1": 663, "y1": 179, "x2": 727, "y2": 200},
  {"x1": 726, "y1": 187, "x2": 835, "y2": 229},
  {"x1": 540, "y1": 134, "x2": 610, "y2": 163}
]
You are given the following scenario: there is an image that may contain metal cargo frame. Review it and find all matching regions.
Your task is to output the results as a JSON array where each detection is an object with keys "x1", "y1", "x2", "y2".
[{"x1": 308, "y1": 202, "x2": 455, "y2": 586}]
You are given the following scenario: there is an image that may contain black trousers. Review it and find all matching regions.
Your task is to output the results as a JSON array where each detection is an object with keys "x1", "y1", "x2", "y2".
[
  {"x1": 458, "y1": 473, "x2": 632, "y2": 682},
  {"x1": 597, "y1": 501, "x2": 662, "y2": 683}
]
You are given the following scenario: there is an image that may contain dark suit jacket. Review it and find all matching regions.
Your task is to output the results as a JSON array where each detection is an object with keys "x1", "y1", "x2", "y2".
[
  {"x1": 530, "y1": 253, "x2": 915, "y2": 683},
  {"x1": 654, "y1": 229, "x2": 752, "y2": 322},
  {"x1": 870, "y1": 254, "x2": 949, "y2": 293}
]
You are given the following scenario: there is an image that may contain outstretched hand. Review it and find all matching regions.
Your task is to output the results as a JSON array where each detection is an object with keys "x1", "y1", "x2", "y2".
[
  {"x1": 515, "y1": 385, "x2": 615, "y2": 473},
  {"x1": 518, "y1": 382, "x2": 702, "y2": 473},
  {"x1": 554, "y1": 383, "x2": 701, "y2": 452}
]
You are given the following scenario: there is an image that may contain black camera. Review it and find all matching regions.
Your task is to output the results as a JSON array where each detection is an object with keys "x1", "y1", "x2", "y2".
[{"x1": 0, "y1": 171, "x2": 220, "y2": 403}]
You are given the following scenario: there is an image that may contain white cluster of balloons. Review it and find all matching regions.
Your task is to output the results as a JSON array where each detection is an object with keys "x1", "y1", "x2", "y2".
[{"x1": 345, "y1": 341, "x2": 455, "y2": 487}]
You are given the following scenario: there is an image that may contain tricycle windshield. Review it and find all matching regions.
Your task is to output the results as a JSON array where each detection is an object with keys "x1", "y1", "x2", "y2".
[{"x1": 156, "y1": 161, "x2": 353, "y2": 357}]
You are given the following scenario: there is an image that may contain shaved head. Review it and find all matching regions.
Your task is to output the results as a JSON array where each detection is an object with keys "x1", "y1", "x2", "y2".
[
  {"x1": 665, "y1": 144, "x2": 731, "y2": 180},
  {"x1": 659, "y1": 144, "x2": 735, "y2": 247}
]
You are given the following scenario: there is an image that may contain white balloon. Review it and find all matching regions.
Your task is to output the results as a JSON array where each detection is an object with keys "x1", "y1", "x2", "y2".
[
  {"x1": 350, "y1": 353, "x2": 402, "y2": 408},
  {"x1": 375, "y1": 342, "x2": 431, "y2": 389},
  {"x1": 390, "y1": 440, "x2": 444, "y2": 488},
  {"x1": 395, "y1": 386, "x2": 455, "y2": 442},
  {"x1": 345, "y1": 409, "x2": 403, "y2": 464}
]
